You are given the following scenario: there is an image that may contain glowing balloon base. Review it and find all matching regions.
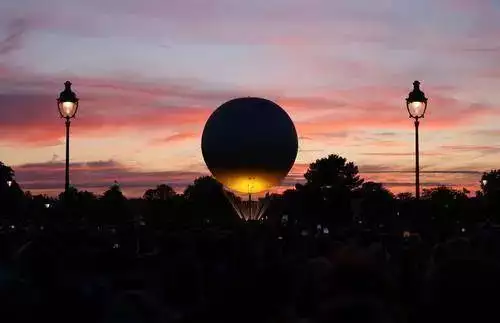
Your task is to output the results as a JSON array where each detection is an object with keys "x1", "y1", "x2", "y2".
[
  {"x1": 224, "y1": 191, "x2": 270, "y2": 222},
  {"x1": 201, "y1": 97, "x2": 299, "y2": 221}
]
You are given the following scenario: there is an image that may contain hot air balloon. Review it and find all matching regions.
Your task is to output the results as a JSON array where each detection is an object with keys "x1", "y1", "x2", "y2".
[{"x1": 201, "y1": 97, "x2": 298, "y2": 221}]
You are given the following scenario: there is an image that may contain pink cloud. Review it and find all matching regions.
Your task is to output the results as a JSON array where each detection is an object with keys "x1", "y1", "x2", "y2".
[
  {"x1": 9, "y1": 156, "x2": 488, "y2": 198},
  {"x1": 153, "y1": 132, "x2": 199, "y2": 144},
  {"x1": 13, "y1": 159, "x2": 206, "y2": 196},
  {"x1": 1, "y1": 70, "x2": 498, "y2": 155},
  {"x1": 0, "y1": 19, "x2": 27, "y2": 56},
  {"x1": 0, "y1": 69, "x2": 230, "y2": 145},
  {"x1": 0, "y1": 95, "x2": 214, "y2": 146},
  {"x1": 292, "y1": 88, "x2": 499, "y2": 137}
]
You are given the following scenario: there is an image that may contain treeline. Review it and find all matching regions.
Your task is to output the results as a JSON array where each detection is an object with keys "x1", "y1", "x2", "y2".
[{"x1": 1, "y1": 155, "x2": 500, "y2": 239}]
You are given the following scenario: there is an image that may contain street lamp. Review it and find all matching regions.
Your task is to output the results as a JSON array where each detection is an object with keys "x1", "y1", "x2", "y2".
[
  {"x1": 405, "y1": 80, "x2": 428, "y2": 200},
  {"x1": 6, "y1": 180, "x2": 12, "y2": 188},
  {"x1": 57, "y1": 81, "x2": 79, "y2": 195}
]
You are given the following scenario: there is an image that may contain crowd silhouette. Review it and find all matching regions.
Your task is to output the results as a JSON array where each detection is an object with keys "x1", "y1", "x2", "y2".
[{"x1": 1, "y1": 154, "x2": 500, "y2": 323}]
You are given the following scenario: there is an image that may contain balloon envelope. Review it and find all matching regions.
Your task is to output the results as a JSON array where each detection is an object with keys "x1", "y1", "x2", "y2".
[{"x1": 201, "y1": 97, "x2": 298, "y2": 193}]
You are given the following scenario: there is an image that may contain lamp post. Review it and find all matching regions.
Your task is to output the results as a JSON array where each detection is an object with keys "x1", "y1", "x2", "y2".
[
  {"x1": 57, "y1": 81, "x2": 79, "y2": 195},
  {"x1": 405, "y1": 81, "x2": 428, "y2": 200}
]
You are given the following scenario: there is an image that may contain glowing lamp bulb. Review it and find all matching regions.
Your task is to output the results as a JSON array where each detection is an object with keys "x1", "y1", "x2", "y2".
[
  {"x1": 410, "y1": 101, "x2": 424, "y2": 117},
  {"x1": 60, "y1": 101, "x2": 77, "y2": 118},
  {"x1": 63, "y1": 102, "x2": 73, "y2": 113}
]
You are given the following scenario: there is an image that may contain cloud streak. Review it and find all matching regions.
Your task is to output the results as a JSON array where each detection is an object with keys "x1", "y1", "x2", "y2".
[
  {"x1": 14, "y1": 159, "x2": 205, "y2": 196},
  {"x1": 8, "y1": 157, "x2": 487, "y2": 198},
  {"x1": 0, "y1": 19, "x2": 27, "y2": 56},
  {"x1": 4, "y1": 70, "x2": 495, "y2": 147}
]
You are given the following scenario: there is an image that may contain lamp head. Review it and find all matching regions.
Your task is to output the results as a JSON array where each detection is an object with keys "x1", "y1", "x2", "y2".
[
  {"x1": 406, "y1": 80, "x2": 428, "y2": 119},
  {"x1": 58, "y1": 81, "x2": 79, "y2": 119}
]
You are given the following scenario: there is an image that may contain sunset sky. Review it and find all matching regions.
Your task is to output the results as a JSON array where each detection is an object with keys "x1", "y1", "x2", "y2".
[{"x1": 1, "y1": 0, "x2": 500, "y2": 197}]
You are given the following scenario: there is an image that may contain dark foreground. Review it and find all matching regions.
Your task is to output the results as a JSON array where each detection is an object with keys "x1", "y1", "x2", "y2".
[{"x1": 1, "y1": 222, "x2": 499, "y2": 323}]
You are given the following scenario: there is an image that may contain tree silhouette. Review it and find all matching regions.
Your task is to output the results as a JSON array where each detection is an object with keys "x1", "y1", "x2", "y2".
[
  {"x1": 58, "y1": 186, "x2": 96, "y2": 207},
  {"x1": 297, "y1": 154, "x2": 364, "y2": 227},
  {"x1": 143, "y1": 184, "x2": 176, "y2": 201},
  {"x1": 282, "y1": 188, "x2": 304, "y2": 227},
  {"x1": 0, "y1": 162, "x2": 15, "y2": 197},
  {"x1": 396, "y1": 192, "x2": 414, "y2": 200},
  {"x1": 100, "y1": 181, "x2": 129, "y2": 226},
  {"x1": 58, "y1": 185, "x2": 78, "y2": 203},
  {"x1": 0, "y1": 162, "x2": 24, "y2": 220},
  {"x1": 0, "y1": 162, "x2": 14, "y2": 185},
  {"x1": 102, "y1": 181, "x2": 126, "y2": 202},
  {"x1": 422, "y1": 186, "x2": 470, "y2": 236},
  {"x1": 481, "y1": 170, "x2": 500, "y2": 198},
  {"x1": 304, "y1": 154, "x2": 363, "y2": 191},
  {"x1": 394, "y1": 192, "x2": 415, "y2": 231},
  {"x1": 358, "y1": 181, "x2": 395, "y2": 227},
  {"x1": 77, "y1": 190, "x2": 97, "y2": 202},
  {"x1": 184, "y1": 176, "x2": 223, "y2": 200},
  {"x1": 480, "y1": 170, "x2": 500, "y2": 221},
  {"x1": 183, "y1": 176, "x2": 235, "y2": 225},
  {"x1": 422, "y1": 186, "x2": 468, "y2": 202},
  {"x1": 142, "y1": 184, "x2": 182, "y2": 229},
  {"x1": 76, "y1": 190, "x2": 98, "y2": 222}
]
